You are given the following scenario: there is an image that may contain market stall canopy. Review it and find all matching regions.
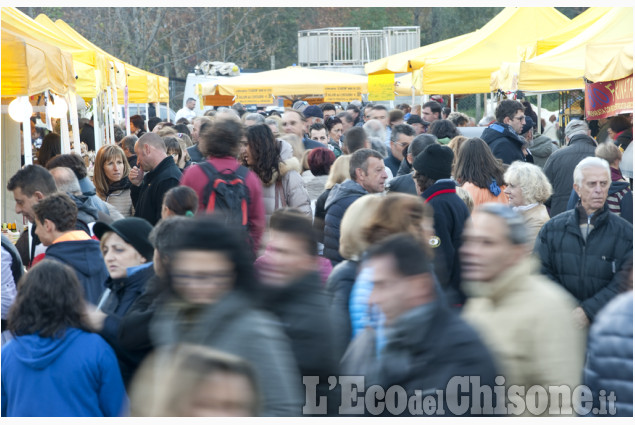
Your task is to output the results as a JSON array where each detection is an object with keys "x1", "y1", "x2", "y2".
[
  {"x1": 409, "y1": 7, "x2": 570, "y2": 95},
  {"x1": 585, "y1": 36, "x2": 633, "y2": 82},
  {"x1": 1, "y1": 27, "x2": 75, "y2": 96},
  {"x1": 1, "y1": 7, "x2": 104, "y2": 98},
  {"x1": 518, "y1": 7, "x2": 612, "y2": 60},
  {"x1": 364, "y1": 31, "x2": 475, "y2": 75},
  {"x1": 490, "y1": 62, "x2": 520, "y2": 93},
  {"x1": 518, "y1": 7, "x2": 633, "y2": 92},
  {"x1": 158, "y1": 76, "x2": 169, "y2": 103},
  {"x1": 394, "y1": 72, "x2": 424, "y2": 96},
  {"x1": 202, "y1": 66, "x2": 369, "y2": 99}
]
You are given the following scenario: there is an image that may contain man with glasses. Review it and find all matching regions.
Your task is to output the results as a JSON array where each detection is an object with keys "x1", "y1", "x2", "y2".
[
  {"x1": 384, "y1": 124, "x2": 416, "y2": 176},
  {"x1": 480, "y1": 99, "x2": 533, "y2": 165}
]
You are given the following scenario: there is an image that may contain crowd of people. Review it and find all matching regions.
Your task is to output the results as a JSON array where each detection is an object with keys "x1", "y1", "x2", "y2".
[{"x1": 1, "y1": 97, "x2": 633, "y2": 417}]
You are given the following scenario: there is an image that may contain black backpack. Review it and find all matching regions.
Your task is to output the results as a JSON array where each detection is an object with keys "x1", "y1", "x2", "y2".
[{"x1": 198, "y1": 161, "x2": 250, "y2": 229}]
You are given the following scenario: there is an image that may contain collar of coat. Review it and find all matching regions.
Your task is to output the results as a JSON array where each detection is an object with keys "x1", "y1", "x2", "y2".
[{"x1": 462, "y1": 256, "x2": 538, "y2": 303}]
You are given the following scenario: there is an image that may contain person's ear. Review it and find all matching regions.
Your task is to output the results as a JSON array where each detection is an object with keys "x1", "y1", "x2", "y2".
[
  {"x1": 33, "y1": 191, "x2": 46, "y2": 201},
  {"x1": 43, "y1": 218, "x2": 55, "y2": 233}
]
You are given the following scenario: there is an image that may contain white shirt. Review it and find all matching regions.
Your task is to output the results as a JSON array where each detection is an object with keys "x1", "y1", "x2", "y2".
[{"x1": 174, "y1": 107, "x2": 197, "y2": 123}]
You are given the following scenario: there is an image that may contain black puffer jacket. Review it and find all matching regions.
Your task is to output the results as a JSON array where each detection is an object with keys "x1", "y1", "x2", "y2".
[
  {"x1": 543, "y1": 133, "x2": 596, "y2": 217},
  {"x1": 480, "y1": 122, "x2": 527, "y2": 165},
  {"x1": 130, "y1": 156, "x2": 182, "y2": 225},
  {"x1": 534, "y1": 204, "x2": 633, "y2": 321},
  {"x1": 324, "y1": 180, "x2": 368, "y2": 265}
]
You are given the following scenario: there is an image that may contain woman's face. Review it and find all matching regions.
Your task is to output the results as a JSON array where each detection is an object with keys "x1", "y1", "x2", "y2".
[
  {"x1": 329, "y1": 123, "x2": 343, "y2": 142},
  {"x1": 504, "y1": 182, "x2": 526, "y2": 207},
  {"x1": 103, "y1": 155, "x2": 125, "y2": 183},
  {"x1": 101, "y1": 232, "x2": 146, "y2": 279},
  {"x1": 170, "y1": 250, "x2": 236, "y2": 305},
  {"x1": 243, "y1": 143, "x2": 254, "y2": 166}
]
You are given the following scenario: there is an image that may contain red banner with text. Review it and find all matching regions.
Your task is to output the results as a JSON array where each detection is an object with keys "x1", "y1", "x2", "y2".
[{"x1": 585, "y1": 75, "x2": 633, "y2": 120}]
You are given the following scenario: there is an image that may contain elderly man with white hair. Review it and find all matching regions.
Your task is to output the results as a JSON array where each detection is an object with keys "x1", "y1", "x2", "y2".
[
  {"x1": 543, "y1": 119, "x2": 597, "y2": 217},
  {"x1": 535, "y1": 156, "x2": 633, "y2": 327}
]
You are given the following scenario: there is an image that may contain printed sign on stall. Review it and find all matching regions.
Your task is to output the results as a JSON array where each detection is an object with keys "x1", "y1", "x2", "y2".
[
  {"x1": 235, "y1": 87, "x2": 273, "y2": 104},
  {"x1": 585, "y1": 75, "x2": 633, "y2": 120},
  {"x1": 324, "y1": 86, "x2": 363, "y2": 103},
  {"x1": 368, "y1": 74, "x2": 395, "y2": 101}
]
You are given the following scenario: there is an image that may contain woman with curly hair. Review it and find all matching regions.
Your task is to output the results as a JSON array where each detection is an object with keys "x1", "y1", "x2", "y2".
[
  {"x1": 93, "y1": 144, "x2": 134, "y2": 217},
  {"x1": 243, "y1": 124, "x2": 311, "y2": 224},
  {"x1": 428, "y1": 119, "x2": 460, "y2": 145},
  {"x1": 453, "y1": 137, "x2": 509, "y2": 207},
  {"x1": 503, "y1": 161, "x2": 553, "y2": 245}
]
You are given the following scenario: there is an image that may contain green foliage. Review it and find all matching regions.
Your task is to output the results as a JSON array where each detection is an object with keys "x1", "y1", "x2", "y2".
[{"x1": 348, "y1": 8, "x2": 413, "y2": 29}]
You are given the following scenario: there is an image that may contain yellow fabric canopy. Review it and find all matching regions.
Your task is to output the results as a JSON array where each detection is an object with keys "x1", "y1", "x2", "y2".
[
  {"x1": 585, "y1": 37, "x2": 633, "y2": 83},
  {"x1": 518, "y1": 7, "x2": 612, "y2": 60},
  {"x1": 519, "y1": 7, "x2": 633, "y2": 92},
  {"x1": 158, "y1": 76, "x2": 169, "y2": 103},
  {"x1": 203, "y1": 66, "x2": 369, "y2": 97},
  {"x1": 365, "y1": 32, "x2": 475, "y2": 75},
  {"x1": 1, "y1": 27, "x2": 75, "y2": 97},
  {"x1": 410, "y1": 7, "x2": 570, "y2": 95},
  {"x1": 490, "y1": 62, "x2": 521, "y2": 93},
  {"x1": 2, "y1": 7, "x2": 103, "y2": 98},
  {"x1": 394, "y1": 72, "x2": 424, "y2": 96}
]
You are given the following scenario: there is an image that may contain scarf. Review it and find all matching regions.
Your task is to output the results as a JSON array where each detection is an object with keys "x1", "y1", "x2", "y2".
[{"x1": 107, "y1": 177, "x2": 132, "y2": 195}]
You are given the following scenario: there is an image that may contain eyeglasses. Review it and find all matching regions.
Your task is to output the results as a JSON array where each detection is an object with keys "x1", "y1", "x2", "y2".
[
  {"x1": 513, "y1": 115, "x2": 525, "y2": 122},
  {"x1": 394, "y1": 140, "x2": 409, "y2": 148},
  {"x1": 171, "y1": 271, "x2": 234, "y2": 286}
]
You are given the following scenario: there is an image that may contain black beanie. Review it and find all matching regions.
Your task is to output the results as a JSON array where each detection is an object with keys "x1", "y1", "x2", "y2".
[
  {"x1": 93, "y1": 217, "x2": 154, "y2": 261},
  {"x1": 413, "y1": 143, "x2": 454, "y2": 180}
]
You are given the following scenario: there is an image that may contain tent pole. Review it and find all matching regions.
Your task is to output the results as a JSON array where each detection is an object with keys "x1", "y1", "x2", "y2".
[
  {"x1": 451, "y1": 94, "x2": 455, "y2": 111},
  {"x1": 93, "y1": 96, "x2": 102, "y2": 152},
  {"x1": 67, "y1": 91, "x2": 81, "y2": 152},
  {"x1": 44, "y1": 90, "x2": 53, "y2": 131},
  {"x1": 22, "y1": 97, "x2": 33, "y2": 166}
]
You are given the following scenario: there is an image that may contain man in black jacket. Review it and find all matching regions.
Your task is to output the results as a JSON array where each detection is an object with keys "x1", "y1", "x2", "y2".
[
  {"x1": 348, "y1": 234, "x2": 498, "y2": 416},
  {"x1": 480, "y1": 99, "x2": 532, "y2": 165},
  {"x1": 129, "y1": 133, "x2": 182, "y2": 225},
  {"x1": 535, "y1": 156, "x2": 633, "y2": 326}
]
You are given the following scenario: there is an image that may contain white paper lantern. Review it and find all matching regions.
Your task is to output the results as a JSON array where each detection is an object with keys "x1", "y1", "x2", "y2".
[{"x1": 8, "y1": 97, "x2": 33, "y2": 123}]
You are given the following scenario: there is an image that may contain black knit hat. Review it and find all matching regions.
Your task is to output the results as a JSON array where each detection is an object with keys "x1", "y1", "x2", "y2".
[
  {"x1": 93, "y1": 217, "x2": 154, "y2": 261},
  {"x1": 413, "y1": 143, "x2": 453, "y2": 180}
]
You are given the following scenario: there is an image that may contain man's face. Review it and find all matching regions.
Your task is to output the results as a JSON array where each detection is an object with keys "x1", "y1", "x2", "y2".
[
  {"x1": 12, "y1": 187, "x2": 41, "y2": 223},
  {"x1": 357, "y1": 157, "x2": 388, "y2": 193},
  {"x1": 422, "y1": 107, "x2": 439, "y2": 123},
  {"x1": 341, "y1": 118, "x2": 353, "y2": 133},
  {"x1": 310, "y1": 128, "x2": 328, "y2": 145},
  {"x1": 282, "y1": 112, "x2": 306, "y2": 138},
  {"x1": 323, "y1": 109, "x2": 336, "y2": 119},
  {"x1": 460, "y1": 212, "x2": 524, "y2": 283},
  {"x1": 390, "y1": 133, "x2": 414, "y2": 161},
  {"x1": 186, "y1": 100, "x2": 196, "y2": 111},
  {"x1": 367, "y1": 255, "x2": 411, "y2": 324},
  {"x1": 34, "y1": 217, "x2": 54, "y2": 246},
  {"x1": 411, "y1": 122, "x2": 425, "y2": 135},
  {"x1": 574, "y1": 166, "x2": 610, "y2": 215},
  {"x1": 368, "y1": 109, "x2": 388, "y2": 128},
  {"x1": 264, "y1": 230, "x2": 317, "y2": 286},
  {"x1": 504, "y1": 110, "x2": 526, "y2": 134},
  {"x1": 170, "y1": 250, "x2": 236, "y2": 305},
  {"x1": 134, "y1": 142, "x2": 153, "y2": 172}
]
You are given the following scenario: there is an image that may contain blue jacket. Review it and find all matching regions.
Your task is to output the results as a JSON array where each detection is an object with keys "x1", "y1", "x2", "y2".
[
  {"x1": 480, "y1": 122, "x2": 527, "y2": 165},
  {"x1": 45, "y1": 239, "x2": 109, "y2": 305},
  {"x1": 1, "y1": 328, "x2": 127, "y2": 417},
  {"x1": 386, "y1": 173, "x2": 417, "y2": 195},
  {"x1": 100, "y1": 262, "x2": 155, "y2": 386},
  {"x1": 383, "y1": 152, "x2": 401, "y2": 176},
  {"x1": 324, "y1": 180, "x2": 368, "y2": 264},
  {"x1": 422, "y1": 179, "x2": 470, "y2": 307},
  {"x1": 584, "y1": 291, "x2": 633, "y2": 417}
]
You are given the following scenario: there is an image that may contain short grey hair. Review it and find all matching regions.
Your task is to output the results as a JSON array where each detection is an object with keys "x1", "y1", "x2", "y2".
[
  {"x1": 50, "y1": 167, "x2": 82, "y2": 196},
  {"x1": 363, "y1": 119, "x2": 386, "y2": 141},
  {"x1": 244, "y1": 113, "x2": 265, "y2": 124},
  {"x1": 573, "y1": 156, "x2": 610, "y2": 187},
  {"x1": 564, "y1": 119, "x2": 589, "y2": 139},
  {"x1": 408, "y1": 134, "x2": 438, "y2": 157},
  {"x1": 475, "y1": 203, "x2": 528, "y2": 245}
]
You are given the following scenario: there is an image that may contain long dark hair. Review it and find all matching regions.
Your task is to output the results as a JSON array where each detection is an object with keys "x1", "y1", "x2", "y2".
[
  {"x1": 244, "y1": 124, "x2": 281, "y2": 184},
  {"x1": 8, "y1": 260, "x2": 89, "y2": 338},
  {"x1": 453, "y1": 137, "x2": 506, "y2": 188}
]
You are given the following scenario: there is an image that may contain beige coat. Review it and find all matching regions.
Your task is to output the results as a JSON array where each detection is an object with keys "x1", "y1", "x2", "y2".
[
  {"x1": 261, "y1": 157, "x2": 311, "y2": 224},
  {"x1": 462, "y1": 257, "x2": 585, "y2": 416},
  {"x1": 521, "y1": 204, "x2": 550, "y2": 247},
  {"x1": 105, "y1": 188, "x2": 134, "y2": 218}
]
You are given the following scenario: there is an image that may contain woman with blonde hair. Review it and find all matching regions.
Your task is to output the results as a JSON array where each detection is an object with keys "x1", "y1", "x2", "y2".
[
  {"x1": 93, "y1": 144, "x2": 133, "y2": 217},
  {"x1": 313, "y1": 154, "x2": 351, "y2": 244},
  {"x1": 503, "y1": 161, "x2": 553, "y2": 245}
]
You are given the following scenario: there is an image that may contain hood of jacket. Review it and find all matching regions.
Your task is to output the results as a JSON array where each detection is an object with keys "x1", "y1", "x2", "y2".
[
  {"x1": 325, "y1": 179, "x2": 368, "y2": 210},
  {"x1": 68, "y1": 193, "x2": 100, "y2": 224},
  {"x1": 45, "y1": 239, "x2": 106, "y2": 280},
  {"x1": 481, "y1": 122, "x2": 525, "y2": 148},
  {"x1": 262, "y1": 156, "x2": 302, "y2": 187},
  {"x1": 529, "y1": 134, "x2": 556, "y2": 157},
  {"x1": 610, "y1": 179, "x2": 631, "y2": 196},
  {"x1": 9, "y1": 328, "x2": 83, "y2": 370}
]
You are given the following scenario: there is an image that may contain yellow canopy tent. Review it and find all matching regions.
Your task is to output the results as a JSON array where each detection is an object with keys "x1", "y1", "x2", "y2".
[
  {"x1": 585, "y1": 36, "x2": 633, "y2": 83},
  {"x1": 1, "y1": 27, "x2": 75, "y2": 97},
  {"x1": 202, "y1": 66, "x2": 369, "y2": 98},
  {"x1": 125, "y1": 64, "x2": 159, "y2": 104},
  {"x1": 364, "y1": 31, "x2": 475, "y2": 75},
  {"x1": 1, "y1": 7, "x2": 104, "y2": 99},
  {"x1": 518, "y1": 7, "x2": 633, "y2": 92},
  {"x1": 518, "y1": 7, "x2": 612, "y2": 60},
  {"x1": 490, "y1": 62, "x2": 520, "y2": 93},
  {"x1": 410, "y1": 7, "x2": 570, "y2": 95},
  {"x1": 158, "y1": 76, "x2": 169, "y2": 104}
]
